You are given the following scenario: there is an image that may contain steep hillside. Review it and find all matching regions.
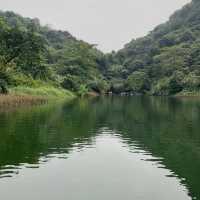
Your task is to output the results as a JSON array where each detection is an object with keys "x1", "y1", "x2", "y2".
[
  {"x1": 108, "y1": 0, "x2": 200, "y2": 95},
  {"x1": 1, "y1": 0, "x2": 200, "y2": 97},
  {"x1": 0, "y1": 11, "x2": 108, "y2": 96}
]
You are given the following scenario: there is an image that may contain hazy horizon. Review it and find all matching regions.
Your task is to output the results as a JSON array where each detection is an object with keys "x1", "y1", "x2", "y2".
[{"x1": 1, "y1": 0, "x2": 191, "y2": 52}]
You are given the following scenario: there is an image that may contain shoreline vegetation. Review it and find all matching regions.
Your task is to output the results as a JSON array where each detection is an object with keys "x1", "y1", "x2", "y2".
[
  {"x1": 1, "y1": 87, "x2": 200, "y2": 110},
  {"x1": 1, "y1": 0, "x2": 200, "y2": 102},
  {"x1": 176, "y1": 90, "x2": 200, "y2": 97},
  {"x1": 9, "y1": 86, "x2": 75, "y2": 99},
  {"x1": 0, "y1": 94, "x2": 47, "y2": 108},
  {"x1": 0, "y1": 86, "x2": 75, "y2": 108}
]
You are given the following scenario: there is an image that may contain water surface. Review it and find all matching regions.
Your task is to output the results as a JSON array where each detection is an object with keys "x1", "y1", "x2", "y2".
[{"x1": 0, "y1": 97, "x2": 200, "y2": 200}]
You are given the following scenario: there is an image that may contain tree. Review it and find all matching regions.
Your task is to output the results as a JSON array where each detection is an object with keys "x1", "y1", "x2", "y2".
[
  {"x1": 16, "y1": 30, "x2": 47, "y2": 78},
  {"x1": 87, "y1": 79, "x2": 109, "y2": 94},
  {"x1": 0, "y1": 17, "x2": 47, "y2": 78},
  {"x1": 168, "y1": 71, "x2": 184, "y2": 94},
  {"x1": 126, "y1": 71, "x2": 150, "y2": 93},
  {"x1": 0, "y1": 56, "x2": 14, "y2": 94}
]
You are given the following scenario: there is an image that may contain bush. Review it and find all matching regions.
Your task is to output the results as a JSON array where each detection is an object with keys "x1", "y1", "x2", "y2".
[
  {"x1": 182, "y1": 72, "x2": 200, "y2": 90},
  {"x1": 168, "y1": 71, "x2": 184, "y2": 94},
  {"x1": 152, "y1": 78, "x2": 171, "y2": 96},
  {"x1": 0, "y1": 65, "x2": 11, "y2": 94},
  {"x1": 126, "y1": 71, "x2": 150, "y2": 93},
  {"x1": 61, "y1": 75, "x2": 80, "y2": 92},
  {"x1": 88, "y1": 79, "x2": 109, "y2": 94},
  {"x1": 110, "y1": 81, "x2": 126, "y2": 94},
  {"x1": 77, "y1": 84, "x2": 88, "y2": 97},
  {"x1": 0, "y1": 79, "x2": 8, "y2": 94},
  {"x1": 152, "y1": 71, "x2": 184, "y2": 95}
]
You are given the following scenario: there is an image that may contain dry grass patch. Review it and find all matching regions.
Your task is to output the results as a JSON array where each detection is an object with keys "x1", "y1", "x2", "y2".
[{"x1": 0, "y1": 95, "x2": 47, "y2": 108}]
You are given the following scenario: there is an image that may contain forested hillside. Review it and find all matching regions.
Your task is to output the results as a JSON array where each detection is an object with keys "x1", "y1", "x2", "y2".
[
  {"x1": 107, "y1": 0, "x2": 200, "y2": 95},
  {"x1": 1, "y1": 0, "x2": 200, "y2": 97},
  {"x1": 0, "y1": 11, "x2": 108, "y2": 96}
]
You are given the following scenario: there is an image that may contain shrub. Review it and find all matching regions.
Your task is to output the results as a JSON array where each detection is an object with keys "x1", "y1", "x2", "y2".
[{"x1": 77, "y1": 84, "x2": 88, "y2": 97}]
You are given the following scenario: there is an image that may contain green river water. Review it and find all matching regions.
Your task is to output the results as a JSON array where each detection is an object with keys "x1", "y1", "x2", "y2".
[{"x1": 0, "y1": 96, "x2": 199, "y2": 200}]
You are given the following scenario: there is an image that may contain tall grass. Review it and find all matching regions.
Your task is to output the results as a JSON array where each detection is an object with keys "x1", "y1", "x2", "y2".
[
  {"x1": 0, "y1": 86, "x2": 75, "y2": 109},
  {"x1": 9, "y1": 86, "x2": 75, "y2": 99},
  {"x1": 0, "y1": 94, "x2": 47, "y2": 108}
]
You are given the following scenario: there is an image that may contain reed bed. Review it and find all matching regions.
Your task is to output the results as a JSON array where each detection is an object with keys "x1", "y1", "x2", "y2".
[{"x1": 0, "y1": 94, "x2": 48, "y2": 108}]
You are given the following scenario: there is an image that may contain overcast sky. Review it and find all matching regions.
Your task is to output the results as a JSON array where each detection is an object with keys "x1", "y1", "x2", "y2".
[{"x1": 0, "y1": 0, "x2": 191, "y2": 52}]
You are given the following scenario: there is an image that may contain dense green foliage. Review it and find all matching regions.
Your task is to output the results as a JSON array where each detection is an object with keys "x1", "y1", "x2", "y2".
[
  {"x1": 0, "y1": 11, "x2": 106, "y2": 95},
  {"x1": 1, "y1": 0, "x2": 200, "y2": 96},
  {"x1": 105, "y1": 0, "x2": 200, "y2": 95}
]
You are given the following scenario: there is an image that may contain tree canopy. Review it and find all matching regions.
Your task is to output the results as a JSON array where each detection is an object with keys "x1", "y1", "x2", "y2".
[{"x1": 1, "y1": 0, "x2": 200, "y2": 96}]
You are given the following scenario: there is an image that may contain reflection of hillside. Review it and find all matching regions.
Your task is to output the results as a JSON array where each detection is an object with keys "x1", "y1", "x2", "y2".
[
  {"x1": 90, "y1": 97, "x2": 200, "y2": 200},
  {"x1": 0, "y1": 97, "x2": 200, "y2": 199},
  {"x1": 0, "y1": 102, "x2": 98, "y2": 170}
]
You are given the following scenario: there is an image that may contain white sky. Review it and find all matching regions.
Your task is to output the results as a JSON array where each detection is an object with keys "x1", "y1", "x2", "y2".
[{"x1": 0, "y1": 0, "x2": 191, "y2": 52}]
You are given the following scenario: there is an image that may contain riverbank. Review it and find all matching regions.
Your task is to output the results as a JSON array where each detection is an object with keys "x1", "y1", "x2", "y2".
[
  {"x1": 0, "y1": 86, "x2": 75, "y2": 108},
  {"x1": 1, "y1": 87, "x2": 200, "y2": 109},
  {"x1": 176, "y1": 90, "x2": 200, "y2": 97},
  {"x1": 0, "y1": 94, "x2": 48, "y2": 108},
  {"x1": 9, "y1": 86, "x2": 75, "y2": 99},
  {"x1": 107, "y1": 89, "x2": 200, "y2": 97}
]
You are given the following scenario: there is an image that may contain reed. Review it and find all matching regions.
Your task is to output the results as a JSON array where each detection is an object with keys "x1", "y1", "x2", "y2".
[{"x1": 0, "y1": 94, "x2": 48, "y2": 108}]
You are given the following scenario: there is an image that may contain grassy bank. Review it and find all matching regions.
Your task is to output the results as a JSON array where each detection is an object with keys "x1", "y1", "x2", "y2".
[
  {"x1": 0, "y1": 86, "x2": 75, "y2": 108},
  {"x1": 9, "y1": 86, "x2": 75, "y2": 99},
  {"x1": 0, "y1": 94, "x2": 47, "y2": 108}
]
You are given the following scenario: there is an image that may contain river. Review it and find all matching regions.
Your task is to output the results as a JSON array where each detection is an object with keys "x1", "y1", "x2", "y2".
[{"x1": 0, "y1": 96, "x2": 199, "y2": 200}]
